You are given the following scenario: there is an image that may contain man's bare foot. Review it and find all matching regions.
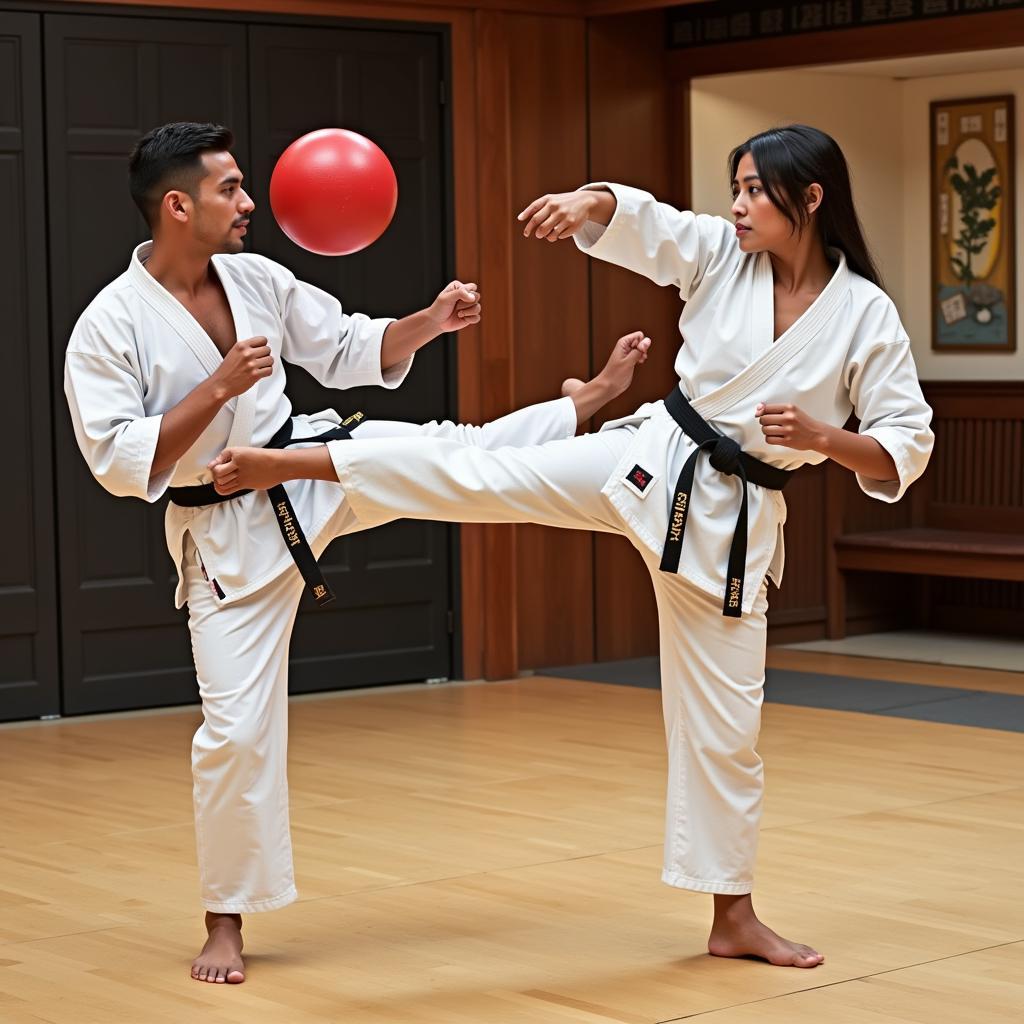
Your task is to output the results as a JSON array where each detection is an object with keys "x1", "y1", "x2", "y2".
[
  {"x1": 707, "y1": 894, "x2": 823, "y2": 968},
  {"x1": 564, "y1": 330, "x2": 652, "y2": 423},
  {"x1": 191, "y1": 912, "x2": 245, "y2": 984}
]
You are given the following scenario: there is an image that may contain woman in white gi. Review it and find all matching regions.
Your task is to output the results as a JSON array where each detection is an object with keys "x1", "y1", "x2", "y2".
[
  {"x1": 212, "y1": 124, "x2": 934, "y2": 969},
  {"x1": 64, "y1": 122, "x2": 655, "y2": 985}
]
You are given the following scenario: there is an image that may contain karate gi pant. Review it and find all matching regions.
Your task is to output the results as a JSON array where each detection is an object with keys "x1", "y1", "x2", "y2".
[
  {"x1": 184, "y1": 401, "x2": 577, "y2": 913},
  {"x1": 328, "y1": 428, "x2": 769, "y2": 895}
]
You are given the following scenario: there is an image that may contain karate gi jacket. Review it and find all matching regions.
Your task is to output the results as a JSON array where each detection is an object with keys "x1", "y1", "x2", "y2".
[
  {"x1": 576, "y1": 184, "x2": 934, "y2": 613},
  {"x1": 64, "y1": 241, "x2": 408, "y2": 608}
]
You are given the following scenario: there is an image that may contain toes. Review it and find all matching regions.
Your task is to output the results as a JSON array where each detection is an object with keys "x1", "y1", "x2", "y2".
[
  {"x1": 794, "y1": 949, "x2": 824, "y2": 967},
  {"x1": 226, "y1": 968, "x2": 245, "y2": 984}
]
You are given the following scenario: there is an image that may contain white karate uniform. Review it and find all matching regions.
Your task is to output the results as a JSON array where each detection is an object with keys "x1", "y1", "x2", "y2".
[
  {"x1": 323, "y1": 184, "x2": 935, "y2": 894},
  {"x1": 64, "y1": 241, "x2": 579, "y2": 912}
]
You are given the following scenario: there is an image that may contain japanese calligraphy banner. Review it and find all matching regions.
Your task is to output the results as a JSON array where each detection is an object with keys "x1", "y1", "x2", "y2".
[{"x1": 668, "y1": 0, "x2": 1024, "y2": 49}]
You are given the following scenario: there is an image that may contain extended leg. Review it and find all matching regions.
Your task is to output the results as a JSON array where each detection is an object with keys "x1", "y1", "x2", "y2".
[{"x1": 328, "y1": 427, "x2": 632, "y2": 534}]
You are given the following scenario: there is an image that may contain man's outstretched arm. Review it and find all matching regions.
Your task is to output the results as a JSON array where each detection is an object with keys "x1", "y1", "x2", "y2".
[{"x1": 379, "y1": 280, "x2": 481, "y2": 371}]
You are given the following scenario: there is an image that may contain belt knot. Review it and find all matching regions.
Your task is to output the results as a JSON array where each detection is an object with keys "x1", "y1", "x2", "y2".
[{"x1": 708, "y1": 436, "x2": 742, "y2": 476}]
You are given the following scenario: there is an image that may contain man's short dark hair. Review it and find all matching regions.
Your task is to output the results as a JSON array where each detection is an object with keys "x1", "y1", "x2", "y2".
[{"x1": 128, "y1": 122, "x2": 234, "y2": 228}]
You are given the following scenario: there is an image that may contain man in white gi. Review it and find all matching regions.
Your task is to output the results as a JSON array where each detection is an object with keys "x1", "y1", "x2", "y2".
[
  {"x1": 64, "y1": 121, "x2": 653, "y2": 984},
  {"x1": 211, "y1": 125, "x2": 935, "y2": 969}
]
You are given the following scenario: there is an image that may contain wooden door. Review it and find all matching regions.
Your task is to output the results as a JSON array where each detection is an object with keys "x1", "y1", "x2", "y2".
[
  {"x1": 44, "y1": 12, "x2": 250, "y2": 714},
  {"x1": 0, "y1": 11, "x2": 60, "y2": 722},
  {"x1": 248, "y1": 22, "x2": 454, "y2": 693}
]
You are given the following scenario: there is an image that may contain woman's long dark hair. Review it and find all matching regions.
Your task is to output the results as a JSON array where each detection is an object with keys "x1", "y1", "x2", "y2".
[{"x1": 728, "y1": 124, "x2": 881, "y2": 287}]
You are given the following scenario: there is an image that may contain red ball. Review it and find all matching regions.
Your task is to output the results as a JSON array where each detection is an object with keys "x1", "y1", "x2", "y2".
[{"x1": 269, "y1": 129, "x2": 398, "y2": 256}]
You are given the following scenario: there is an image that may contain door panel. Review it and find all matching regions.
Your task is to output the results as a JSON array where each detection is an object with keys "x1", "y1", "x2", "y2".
[
  {"x1": 0, "y1": 12, "x2": 60, "y2": 722},
  {"x1": 45, "y1": 13, "x2": 249, "y2": 714},
  {"x1": 43, "y1": 13, "x2": 453, "y2": 714},
  {"x1": 248, "y1": 23, "x2": 453, "y2": 693}
]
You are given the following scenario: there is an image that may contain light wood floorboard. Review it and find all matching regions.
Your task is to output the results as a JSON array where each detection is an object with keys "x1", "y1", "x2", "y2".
[
  {"x1": 766, "y1": 647, "x2": 1024, "y2": 695},
  {"x1": 1, "y1": 675, "x2": 1021, "y2": 1022}
]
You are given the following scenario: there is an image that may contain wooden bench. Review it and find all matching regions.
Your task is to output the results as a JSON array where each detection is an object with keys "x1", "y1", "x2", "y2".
[{"x1": 827, "y1": 382, "x2": 1024, "y2": 639}]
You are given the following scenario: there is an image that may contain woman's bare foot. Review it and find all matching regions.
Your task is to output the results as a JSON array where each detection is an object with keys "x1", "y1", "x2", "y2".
[
  {"x1": 564, "y1": 330, "x2": 652, "y2": 423},
  {"x1": 708, "y1": 894, "x2": 823, "y2": 968},
  {"x1": 191, "y1": 912, "x2": 245, "y2": 983}
]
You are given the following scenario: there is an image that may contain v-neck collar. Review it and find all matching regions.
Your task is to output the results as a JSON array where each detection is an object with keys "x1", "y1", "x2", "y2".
[
  {"x1": 128, "y1": 241, "x2": 260, "y2": 448},
  {"x1": 128, "y1": 241, "x2": 250, "y2": 375},
  {"x1": 691, "y1": 249, "x2": 849, "y2": 422},
  {"x1": 759, "y1": 248, "x2": 843, "y2": 349}
]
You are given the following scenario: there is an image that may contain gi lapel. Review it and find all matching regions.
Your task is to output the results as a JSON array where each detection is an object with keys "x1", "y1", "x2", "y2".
[
  {"x1": 212, "y1": 255, "x2": 259, "y2": 450},
  {"x1": 128, "y1": 243, "x2": 260, "y2": 449},
  {"x1": 128, "y1": 242, "x2": 223, "y2": 376},
  {"x1": 691, "y1": 251, "x2": 850, "y2": 422}
]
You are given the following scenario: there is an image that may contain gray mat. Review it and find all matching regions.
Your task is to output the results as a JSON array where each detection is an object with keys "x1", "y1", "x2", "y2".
[{"x1": 539, "y1": 657, "x2": 1024, "y2": 733}]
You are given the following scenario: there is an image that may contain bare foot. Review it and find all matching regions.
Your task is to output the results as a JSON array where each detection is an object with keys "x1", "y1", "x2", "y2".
[
  {"x1": 708, "y1": 894, "x2": 823, "y2": 968},
  {"x1": 564, "y1": 330, "x2": 652, "y2": 423},
  {"x1": 191, "y1": 912, "x2": 245, "y2": 984}
]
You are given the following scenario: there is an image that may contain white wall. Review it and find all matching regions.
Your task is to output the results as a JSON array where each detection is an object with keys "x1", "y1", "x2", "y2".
[
  {"x1": 691, "y1": 64, "x2": 1024, "y2": 380},
  {"x1": 690, "y1": 70, "x2": 905, "y2": 305}
]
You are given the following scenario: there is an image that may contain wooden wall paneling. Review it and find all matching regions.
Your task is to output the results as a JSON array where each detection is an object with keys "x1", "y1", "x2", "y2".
[
  {"x1": 473, "y1": 9, "x2": 520, "y2": 680},
  {"x1": 587, "y1": 11, "x2": 679, "y2": 663},
  {"x1": 830, "y1": 453, "x2": 916, "y2": 636},
  {"x1": 0, "y1": 11, "x2": 61, "y2": 721},
  {"x1": 821, "y1": 457, "x2": 916, "y2": 642},
  {"x1": 923, "y1": 383, "x2": 1024, "y2": 534},
  {"x1": 449, "y1": 10, "x2": 486, "y2": 680},
  {"x1": 917, "y1": 383, "x2": 1024, "y2": 639},
  {"x1": 667, "y1": 10, "x2": 1024, "y2": 80},
  {"x1": 824, "y1": 460, "x2": 846, "y2": 639},
  {"x1": 506, "y1": 13, "x2": 593, "y2": 670},
  {"x1": 49, "y1": 0, "x2": 589, "y2": 19},
  {"x1": 822, "y1": 382, "x2": 1024, "y2": 640},
  {"x1": 765, "y1": 463, "x2": 828, "y2": 643}
]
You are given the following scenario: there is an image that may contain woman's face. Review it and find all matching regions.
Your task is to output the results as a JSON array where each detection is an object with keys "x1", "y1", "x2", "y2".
[{"x1": 730, "y1": 151, "x2": 797, "y2": 254}]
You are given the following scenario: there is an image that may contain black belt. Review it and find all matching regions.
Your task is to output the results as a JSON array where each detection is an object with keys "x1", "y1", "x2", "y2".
[
  {"x1": 168, "y1": 413, "x2": 364, "y2": 608},
  {"x1": 660, "y1": 389, "x2": 792, "y2": 618}
]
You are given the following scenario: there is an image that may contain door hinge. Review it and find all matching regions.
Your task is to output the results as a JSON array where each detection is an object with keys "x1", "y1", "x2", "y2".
[
  {"x1": 439, "y1": 79, "x2": 447, "y2": 106},
  {"x1": 447, "y1": 609, "x2": 454, "y2": 634}
]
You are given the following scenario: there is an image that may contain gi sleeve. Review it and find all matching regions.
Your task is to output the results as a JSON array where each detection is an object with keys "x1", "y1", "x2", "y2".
[
  {"x1": 847, "y1": 338, "x2": 934, "y2": 503},
  {"x1": 64, "y1": 350, "x2": 173, "y2": 503},
  {"x1": 573, "y1": 182, "x2": 734, "y2": 300},
  {"x1": 272, "y1": 263, "x2": 407, "y2": 390}
]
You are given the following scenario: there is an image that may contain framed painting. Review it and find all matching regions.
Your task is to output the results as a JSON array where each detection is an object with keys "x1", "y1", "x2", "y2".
[{"x1": 930, "y1": 95, "x2": 1015, "y2": 353}]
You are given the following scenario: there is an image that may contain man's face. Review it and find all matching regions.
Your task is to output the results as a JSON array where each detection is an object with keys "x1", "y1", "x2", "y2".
[{"x1": 190, "y1": 151, "x2": 255, "y2": 254}]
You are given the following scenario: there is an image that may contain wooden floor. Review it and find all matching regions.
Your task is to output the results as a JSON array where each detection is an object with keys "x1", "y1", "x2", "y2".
[
  {"x1": 766, "y1": 647, "x2": 1024, "y2": 695},
  {"x1": 2, "y1": 667, "x2": 1022, "y2": 1023}
]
